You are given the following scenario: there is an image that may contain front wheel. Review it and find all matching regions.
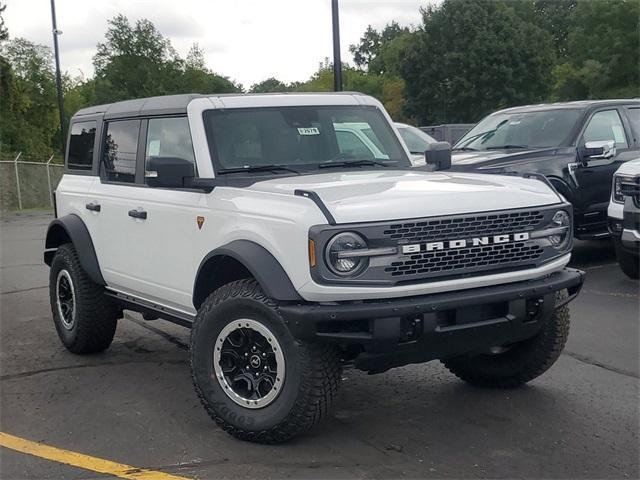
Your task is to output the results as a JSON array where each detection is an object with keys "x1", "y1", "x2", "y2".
[
  {"x1": 613, "y1": 238, "x2": 639, "y2": 279},
  {"x1": 190, "y1": 279, "x2": 341, "y2": 443},
  {"x1": 442, "y1": 290, "x2": 570, "y2": 388}
]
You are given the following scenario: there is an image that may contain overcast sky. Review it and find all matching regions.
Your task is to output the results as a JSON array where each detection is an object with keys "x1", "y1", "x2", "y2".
[{"x1": 5, "y1": 0, "x2": 436, "y2": 87}]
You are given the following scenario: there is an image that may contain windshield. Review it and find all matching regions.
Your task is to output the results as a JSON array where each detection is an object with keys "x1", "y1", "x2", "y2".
[
  {"x1": 397, "y1": 125, "x2": 436, "y2": 153},
  {"x1": 454, "y1": 109, "x2": 581, "y2": 151},
  {"x1": 203, "y1": 105, "x2": 410, "y2": 174}
]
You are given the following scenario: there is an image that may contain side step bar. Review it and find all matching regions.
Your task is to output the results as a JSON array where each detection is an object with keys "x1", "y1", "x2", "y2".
[{"x1": 105, "y1": 291, "x2": 194, "y2": 328}]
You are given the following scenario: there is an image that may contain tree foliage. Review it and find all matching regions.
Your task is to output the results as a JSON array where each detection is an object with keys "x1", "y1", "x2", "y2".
[
  {"x1": 401, "y1": 0, "x2": 556, "y2": 124},
  {"x1": 91, "y1": 15, "x2": 239, "y2": 104},
  {"x1": 552, "y1": 0, "x2": 640, "y2": 100},
  {"x1": 1, "y1": 38, "x2": 58, "y2": 156}
]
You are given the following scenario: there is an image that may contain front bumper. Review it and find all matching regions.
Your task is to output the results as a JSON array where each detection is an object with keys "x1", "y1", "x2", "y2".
[
  {"x1": 608, "y1": 199, "x2": 640, "y2": 251},
  {"x1": 280, "y1": 268, "x2": 584, "y2": 372}
]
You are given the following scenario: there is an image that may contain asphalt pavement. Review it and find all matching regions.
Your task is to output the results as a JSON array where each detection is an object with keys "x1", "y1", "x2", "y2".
[{"x1": 1, "y1": 212, "x2": 638, "y2": 479}]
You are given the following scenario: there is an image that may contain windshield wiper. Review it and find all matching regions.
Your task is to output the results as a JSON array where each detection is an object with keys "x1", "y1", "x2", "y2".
[
  {"x1": 452, "y1": 147, "x2": 478, "y2": 151},
  {"x1": 485, "y1": 145, "x2": 528, "y2": 150},
  {"x1": 318, "y1": 159, "x2": 391, "y2": 169},
  {"x1": 217, "y1": 165, "x2": 300, "y2": 175}
]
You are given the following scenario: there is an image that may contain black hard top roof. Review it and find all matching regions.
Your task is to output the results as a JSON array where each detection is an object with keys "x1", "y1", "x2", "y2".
[{"x1": 71, "y1": 92, "x2": 370, "y2": 120}]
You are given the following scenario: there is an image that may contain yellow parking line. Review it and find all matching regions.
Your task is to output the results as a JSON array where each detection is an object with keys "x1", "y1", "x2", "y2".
[{"x1": 0, "y1": 432, "x2": 191, "y2": 480}]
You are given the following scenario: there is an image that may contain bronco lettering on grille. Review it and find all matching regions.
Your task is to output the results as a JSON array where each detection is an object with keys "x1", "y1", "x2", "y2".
[{"x1": 401, "y1": 232, "x2": 530, "y2": 254}]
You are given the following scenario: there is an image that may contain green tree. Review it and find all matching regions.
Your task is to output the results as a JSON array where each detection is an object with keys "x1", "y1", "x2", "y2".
[
  {"x1": 0, "y1": 38, "x2": 58, "y2": 156},
  {"x1": 250, "y1": 77, "x2": 291, "y2": 93},
  {"x1": 293, "y1": 59, "x2": 409, "y2": 120},
  {"x1": 92, "y1": 15, "x2": 240, "y2": 103},
  {"x1": 401, "y1": 0, "x2": 555, "y2": 124},
  {"x1": 349, "y1": 22, "x2": 411, "y2": 75},
  {"x1": 552, "y1": 0, "x2": 640, "y2": 100}
]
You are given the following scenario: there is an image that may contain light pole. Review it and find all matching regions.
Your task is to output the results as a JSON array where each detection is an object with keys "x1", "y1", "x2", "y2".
[
  {"x1": 50, "y1": 0, "x2": 65, "y2": 155},
  {"x1": 331, "y1": 0, "x2": 342, "y2": 92}
]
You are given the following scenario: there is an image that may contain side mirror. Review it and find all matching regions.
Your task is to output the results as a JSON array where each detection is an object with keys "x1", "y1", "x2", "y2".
[
  {"x1": 424, "y1": 141, "x2": 452, "y2": 171},
  {"x1": 145, "y1": 157, "x2": 195, "y2": 188},
  {"x1": 579, "y1": 140, "x2": 616, "y2": 162}
]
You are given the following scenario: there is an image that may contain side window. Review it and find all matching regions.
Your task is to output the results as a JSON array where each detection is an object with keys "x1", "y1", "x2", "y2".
[
  {"x1": 102, "y1": 120, "x2": 140, "y2": 183},
  {"x1": 67, "y1": 121, "x2": 96, "y2": 170},
  {"x1": 583, "y1": 110, "x2": 628, "y2": 149},
  {"x1": 625, "y1": 107, "x2": 640, "y2": 140},
  {"x1": 145, "y1": 117, "x2": 196, "y2": 178},
  {"x1": 336, "y1": 130, "x2": 375, "y2": 159}
]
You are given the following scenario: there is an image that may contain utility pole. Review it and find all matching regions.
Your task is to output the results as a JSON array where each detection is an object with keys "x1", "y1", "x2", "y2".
[
  {"x1": 331, "y1": 0, "x2": 342, "y2": 92},
  {"x1": 50, "y1": 0, "x2": 66, "y2": 155}
]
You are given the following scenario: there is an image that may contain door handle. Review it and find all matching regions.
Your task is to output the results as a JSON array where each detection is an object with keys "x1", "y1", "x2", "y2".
[
  {"x1": 128, "y1": 209, "x2": 147, "y2": 220},
  {"x1": 85, "y1": 202, "x2": 101, "y2": 212}
]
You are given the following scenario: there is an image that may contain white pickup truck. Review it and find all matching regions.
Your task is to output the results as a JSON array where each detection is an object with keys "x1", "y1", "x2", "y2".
[{"x1": 45, "y1": 92, "x2": 584, "y2": 443}]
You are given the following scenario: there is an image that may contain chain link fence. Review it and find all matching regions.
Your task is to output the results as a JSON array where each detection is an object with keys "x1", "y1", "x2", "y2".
[{"x1": 1, "y1": 153, "x2": 64, "y2": 212}]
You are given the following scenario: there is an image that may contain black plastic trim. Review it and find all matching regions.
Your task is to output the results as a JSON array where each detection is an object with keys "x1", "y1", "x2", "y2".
[
  {"x1": 294, "y1": 189, "x2": 336, "y2": 225},
  {"x1": 280, "y1": 267, "x2": 584, "y2": 340},
  {"x1": 43, "y1": 214, "x2": 105, "y2": 285},
  {"x1": 194, "y1": 240, "x2": 302, "y2": 304}
]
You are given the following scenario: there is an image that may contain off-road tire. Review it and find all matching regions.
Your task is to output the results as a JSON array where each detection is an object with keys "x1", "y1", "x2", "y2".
[
  {"x1": 190, "y1": 279, "x2": 342, "y2": 444},
  {"x1": 613, "y1": 238, "x2": 639, "y2": 279},
  {"x1": 49, "y1": 243, "x2": 118, "y2": 353},
  {"x1": 442, "y1": 290, "x2": 570, "y2": 388}
]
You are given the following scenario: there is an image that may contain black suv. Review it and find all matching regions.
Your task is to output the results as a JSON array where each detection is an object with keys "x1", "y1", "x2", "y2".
[{"x1": 449, "y1": 100, "x2": 640, "y2": 239}]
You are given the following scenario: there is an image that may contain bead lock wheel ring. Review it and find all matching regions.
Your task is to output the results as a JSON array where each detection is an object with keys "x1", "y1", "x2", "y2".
[
  {"x1": 56, "y1": 269, "x2": 76, "y2": 330},
  {"x1": 213, "y1": 319, "x2": 285, "y2": 409}
]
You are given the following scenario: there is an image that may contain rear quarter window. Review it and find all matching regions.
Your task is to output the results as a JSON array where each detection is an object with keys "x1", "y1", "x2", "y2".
[{"x1": 67, "y1": 121, "x2": 96, "y2": 169}]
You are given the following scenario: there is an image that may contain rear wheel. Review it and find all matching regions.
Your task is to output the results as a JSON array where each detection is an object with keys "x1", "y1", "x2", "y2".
[
  {"x1": 49, "y1": 243, "x2": 118, "y2": 353},
  {"x1": 190, "y1": 279, "x2": 341, "y2": 443},
  {"x1": 613, "y1": 238, "x2": 639, "y2": 279},
  {"x1": 442, "y1": 290, "x2": 570, "y2": 388}
]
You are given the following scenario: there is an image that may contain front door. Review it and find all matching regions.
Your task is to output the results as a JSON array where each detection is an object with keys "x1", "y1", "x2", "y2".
[
  {"x1": 573, "y1": 108, "x2": 637, "y2": 224},
  {"x1": 86, "y1": 117, "x2": 202, "y2": 314}
]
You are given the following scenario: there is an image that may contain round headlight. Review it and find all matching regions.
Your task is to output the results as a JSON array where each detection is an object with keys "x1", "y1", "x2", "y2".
[
  {"x1": 549, "y1": 210, "x2": 570, "y2": 249},
  {"x1": 325, "y1": 232, "x2": 368, "y2": 276}
]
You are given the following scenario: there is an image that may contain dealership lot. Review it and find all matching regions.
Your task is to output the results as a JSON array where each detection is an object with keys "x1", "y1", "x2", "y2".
[{"x1": 1, "y1": 212, "x2": 638, "y2": 479}]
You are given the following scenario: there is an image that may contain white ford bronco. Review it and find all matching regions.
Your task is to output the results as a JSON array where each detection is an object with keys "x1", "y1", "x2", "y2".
[{"x1": 45, "y1": 93, "x2": 584, "y2": 443}]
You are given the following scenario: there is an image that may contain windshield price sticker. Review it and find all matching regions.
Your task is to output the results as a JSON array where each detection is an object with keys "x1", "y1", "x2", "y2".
[{"x1": 297, "y1": 127, "x2": 320, "y2": 136}]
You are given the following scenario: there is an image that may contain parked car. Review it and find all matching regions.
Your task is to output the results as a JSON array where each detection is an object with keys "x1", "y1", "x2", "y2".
[
  {"x1": 45, "y1": 92, "x2": 583, "y2": 443},
  {"x1": 449, "y1": 100, "x2": 640, "y2": 240},
  {"x1": 333, "y1": 121, "x2": 436, "y2": 166},
  {"x1": 395, "y1": 122, "x2": 437, "y2": 165},
  {"x1": 608, "y1": 158, "x2": 640, "y2": 279}
]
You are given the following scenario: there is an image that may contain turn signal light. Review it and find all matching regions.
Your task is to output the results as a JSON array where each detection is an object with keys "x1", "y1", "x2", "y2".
[{"x1": 308, "y1": 239, "x2": 317, "y2": 267}]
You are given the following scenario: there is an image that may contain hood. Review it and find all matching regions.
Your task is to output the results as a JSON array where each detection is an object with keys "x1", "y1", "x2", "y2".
[
  {"x1": 451, "y1": 147, "x2": 559, "y2": 170},
  {"x1": 615, "y1": 157, "x2": 640, "y2": 176},
  {"x1": 246, "y1": 170, "x2": 561, "y2": 224}
]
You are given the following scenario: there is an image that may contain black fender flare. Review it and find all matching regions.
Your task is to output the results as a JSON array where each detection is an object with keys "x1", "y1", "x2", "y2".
[
  {"x1": 193, "y1": 240, "x2": 302, "y2": 306},
  {"x1": 44, "y1": 214, "x2": 105, "y2": 285}
]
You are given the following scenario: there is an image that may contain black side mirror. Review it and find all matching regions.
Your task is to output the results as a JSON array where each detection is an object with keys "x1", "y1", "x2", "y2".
[
  {"x1": 145, "y1": 157, "x2": 195, "y2": 188},
  {"x1": 424, "y1": 141, "x2": 452, "y2": 171}
]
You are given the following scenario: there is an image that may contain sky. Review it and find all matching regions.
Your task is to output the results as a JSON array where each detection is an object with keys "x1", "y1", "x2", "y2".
[{"x1": 4, "y1": 0, "x2": 436, "y2": 88}]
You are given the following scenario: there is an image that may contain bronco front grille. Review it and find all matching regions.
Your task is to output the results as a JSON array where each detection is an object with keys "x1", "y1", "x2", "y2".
[
  {"x1": 309, "y1": 205, "x2": 569, "y2": 286},
  {"x1": 382, "y1": 210, "x2": 545, "y2": 243},
  {"x1": 385, "y1": 242, "x2": 544, "y2": 277},
  {"x1": 382, "y1": 210, "x2": 546, "y2": 278}
]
